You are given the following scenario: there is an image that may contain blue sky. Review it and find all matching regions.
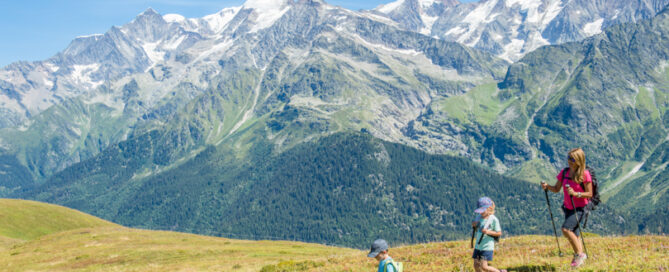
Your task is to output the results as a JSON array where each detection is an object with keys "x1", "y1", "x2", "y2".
[{"x1": 0, "y1": 0, "x2": 476, "y2": 67}]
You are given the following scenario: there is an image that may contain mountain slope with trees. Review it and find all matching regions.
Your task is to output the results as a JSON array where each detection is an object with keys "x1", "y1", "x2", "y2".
[{"x1": 23, "y1": 132, "x2": 632, "y2": 247}]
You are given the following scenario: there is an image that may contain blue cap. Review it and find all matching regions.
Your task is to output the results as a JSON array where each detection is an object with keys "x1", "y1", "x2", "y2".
[
  {"x1": 474, "y1": 197, "x2": 493, "y2": 214},
  {"x1": 367, "y1": 239, "x2": 389, "y2": 257}
]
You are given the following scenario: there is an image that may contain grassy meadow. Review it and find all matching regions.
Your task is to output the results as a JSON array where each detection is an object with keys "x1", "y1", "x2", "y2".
[
  {"x1": 1, "y1": 199, "x2": 667, "y2": 271},
  {"x1": 312, "y1": 235, "x2": 669, "y2": 272}
]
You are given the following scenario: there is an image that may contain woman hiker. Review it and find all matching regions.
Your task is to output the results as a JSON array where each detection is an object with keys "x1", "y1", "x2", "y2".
[{"x1": 541, "y1": 148, "x2": 593, "y2": 268}]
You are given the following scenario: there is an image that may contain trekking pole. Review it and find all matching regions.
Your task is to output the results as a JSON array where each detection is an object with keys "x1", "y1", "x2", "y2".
[
  {"x1": 566, "y1": 184, "x2": 588, "y2": 256},
  {"x1": 471, "y1": 226, "x2": 475, "y2": 248},
  {"x1": 543, "y1": 184, "x2": 563, "y2": 257}
]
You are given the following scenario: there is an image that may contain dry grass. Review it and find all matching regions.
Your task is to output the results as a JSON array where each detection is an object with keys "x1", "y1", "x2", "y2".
[{"x1": 313, "y1": 235, "x2": 669, "y2": 272}]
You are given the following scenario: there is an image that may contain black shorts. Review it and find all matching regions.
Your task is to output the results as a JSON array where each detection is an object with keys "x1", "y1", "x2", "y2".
[
  {"x1": 472, "y1": 249, "x2": 494, "y2": 261},
  {"x1": 562, "y1": 206, "x2": 585, "y2": 236}
]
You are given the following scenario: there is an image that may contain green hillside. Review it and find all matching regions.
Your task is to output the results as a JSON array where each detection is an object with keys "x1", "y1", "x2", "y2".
[
  {"x1": 0, "y1": 199, "x2": 357, "y2": 271},
  {"x1": 0, "y1": 199, "x2": 116, "y2": 241}
]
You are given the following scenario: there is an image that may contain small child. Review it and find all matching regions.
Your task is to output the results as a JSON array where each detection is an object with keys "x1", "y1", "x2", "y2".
[
  {"x1": 367, "y1": 239, "x2": 401, "y2": 272},
  {"x1": 471, "y1": 197, "x2": 506, "y2": 272}
]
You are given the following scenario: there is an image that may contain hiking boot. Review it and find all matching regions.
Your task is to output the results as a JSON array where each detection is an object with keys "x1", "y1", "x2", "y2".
[{"x1": 571, "y1": 253, "x2": 587, "y2": 267}]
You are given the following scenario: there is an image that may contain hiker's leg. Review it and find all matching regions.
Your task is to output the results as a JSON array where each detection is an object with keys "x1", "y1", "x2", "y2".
[
  {"x1": 479, "y1": 260, "x2": 500, "y2": 272},
  {"x1": 562, "y1": 228, "x2": 583, "y2": 254},
  {"x1": 473, "y1": 259, "x2": 482, "y2": 272}
]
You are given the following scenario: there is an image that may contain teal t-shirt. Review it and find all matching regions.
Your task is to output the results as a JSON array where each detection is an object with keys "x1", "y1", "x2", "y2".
[
  {"x1": 474, "y1": 214, "x2": 501, "y2": 251},
  {"x1": 377, "y1": 257, "x2": 395, "y2": 272}
]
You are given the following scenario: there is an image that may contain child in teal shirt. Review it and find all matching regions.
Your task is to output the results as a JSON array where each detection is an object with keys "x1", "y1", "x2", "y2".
[{"x1": 472, "y1": 197, "x2": 506, "y2": 272}]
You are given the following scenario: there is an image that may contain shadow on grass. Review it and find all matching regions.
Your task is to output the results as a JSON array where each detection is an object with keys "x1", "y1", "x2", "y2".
[{"x1": 505, "y1": 264, "x2": 557, "y2": 272}]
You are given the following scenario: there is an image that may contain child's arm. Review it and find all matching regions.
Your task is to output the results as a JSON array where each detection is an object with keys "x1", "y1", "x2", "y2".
[
  {"x1": 482, "y1": 218, "x2": 502, "y2": 237},
  {"x1": 481, "y1": 229, "x2": 502, "y2": 237}
]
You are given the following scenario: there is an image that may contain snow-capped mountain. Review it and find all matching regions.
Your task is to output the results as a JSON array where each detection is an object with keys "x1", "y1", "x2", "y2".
[
  {"x1": 0, "y1": 0, "x2": 506, "y2": 181},
  {"x1": 373, "y1": 0, "x2": 669, "y2": 61},
  {"x1": 0, "y1": 0, "x2": 307, "y2": 129}
]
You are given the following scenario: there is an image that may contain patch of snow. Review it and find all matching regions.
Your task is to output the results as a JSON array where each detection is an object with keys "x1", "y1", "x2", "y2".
[
  {"x1": 583, "y1": 18, "x2": 604, "y2": 36},
  {"x1": 359, "y1": 12, "x2": 398, "y2": 26},
  {"x1": 142, "y1": 42, "x2": 165, "y2": 64},
  {"x1": 445, "y1": 26, "x2": 467, "y2": 36},
  {"x1": 524, "y1": 31, "x2": 550, "y2": 52},
  {"x1": 188, "y1": 18, "x2": 200, "y2": 27},
  {"x1": 248, "y1": 6, "x2": 291, "y2": 33},
  {"x1": 163, "y1": 35, "x2": 186, "y2": 50},
  {"x1": 163, "y1": 14, "x2": 186, "y2": 23},
  {"x1": 203, "y1": 7, "x2": 241, "y2": 33},
  {"x1": 243, "y1": 0, "x2": 288, "y2": 11},
  {"x1": 499, "y1": 39, "x2": 525, "y2": 62},
  {"x1": 71, "y1": 64, "x2": 101, "y2": 87},
  {"x1": 376, "y1": 0, "x2": 405, "y2": 14},
  {"x1": 520, "y1": 1, "x2": 543, "y2": 23},
  {"x1": 463, "y1": 0, "x2": 499, "y2": 25},
  {"x1": 541, "y1": 0, "x2": 563, "y2": 28},
  {"x1": 420, "y1": 14, "x2": 439, "y2": 35},
  {"x1": 76, "y1": 33, "x2": 103, "y2": 39},
  {"x1": 419, "y1": 0, "x2": 439, "y2": 10},
  {"x1": 15, "y1": 120, "x2": 33, "y2": 132},
  {"x1": 612, "y1": 9, "x2": 620, "y2": 20},
  {"x1": 44, "y1": 62, "x2": 59, "y2": 72},
  {"x1": 70, "y1": 126, "x2": 82, "y2": 136},
  {"x1": 457, "y1": 0, "x2": 500, "y2": 45},
  {"x1": 505, "y1": 0, "x2": 542, "y2": 11},
  {"x1": 43, "y1": 78, "x2": 54, "y2": 89},
  {"x1": 194, "y1": 39, "x2": 234, "y2": 63},
  {"x1": 355, "y1": 35, "x2": 421, "y2": 56}
]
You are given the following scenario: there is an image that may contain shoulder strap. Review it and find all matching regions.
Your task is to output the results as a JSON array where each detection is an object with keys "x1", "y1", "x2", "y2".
[
  {"x1": 383, "y1": 261, "x2": 397, "y2": 272},
  {"x1": 477, "y1": 216, "x2": 494, "y2": 245},
  {"x1": 563, "y1": 167, "x2": 587, "y2": 190}
]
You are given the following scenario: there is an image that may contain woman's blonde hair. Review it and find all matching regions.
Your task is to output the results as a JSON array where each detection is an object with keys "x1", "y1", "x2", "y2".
[{"x1": 568, "y1": 148, "x2": 586, "y2": 184}]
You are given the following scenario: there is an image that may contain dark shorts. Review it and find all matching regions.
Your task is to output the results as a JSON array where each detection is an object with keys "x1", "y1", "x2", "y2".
[
  {"x1": 562, "y1": 206, "x2": 585, "y2": 236},
  {"x1": 472, "y1": 249, "x2": 494, "y2": 261}
]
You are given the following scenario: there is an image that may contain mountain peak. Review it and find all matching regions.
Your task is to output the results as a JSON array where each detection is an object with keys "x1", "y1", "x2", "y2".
[{"x1": 140, "y1": 7, "x2": 159, "y2": 16}]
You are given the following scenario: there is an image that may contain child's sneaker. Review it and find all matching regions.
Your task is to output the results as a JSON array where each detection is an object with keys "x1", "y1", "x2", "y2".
[{"x1": 570, "y1": 253, "x2": 587, "y2": 267}]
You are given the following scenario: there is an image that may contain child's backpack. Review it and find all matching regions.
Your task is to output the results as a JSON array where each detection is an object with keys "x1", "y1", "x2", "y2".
[{"x1": 383, "y1": 260, "x2": 403, "y2": 272}]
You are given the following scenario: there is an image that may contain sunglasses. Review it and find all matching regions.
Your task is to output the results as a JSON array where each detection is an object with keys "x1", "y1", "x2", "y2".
[{"x1": 567, "y1": 156, "x2": 575, "y2": 162}]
